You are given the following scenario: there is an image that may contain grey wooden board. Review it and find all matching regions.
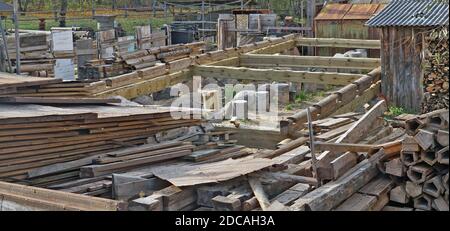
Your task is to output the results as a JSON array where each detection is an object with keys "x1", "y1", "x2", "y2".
[
  {"x1": 0, "y1": 96, "x2": 120, "y2": 105},
  {"x1": 112, "y1": 173, "x2": 170, "y2": 201},
  {"x1": 151, "y1": 157, "x2": 275, "y2": 187}
]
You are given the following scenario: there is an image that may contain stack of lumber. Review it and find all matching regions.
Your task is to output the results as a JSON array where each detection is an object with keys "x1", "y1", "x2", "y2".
[
  {"x1": 115, "y1": 42, "x2": 205, "y2": 70},
  {"x1": 78, "y1": 59, "x2": 129, "y2": 80},
  {"x1": 422, "y1": 27, "x2": 449, "y2": 113},
  {"x1": 151, "y1": 42, "x2": 205, "y2": 62},
  {"x1": 379, "y1": 109, "x2": 449, "y2": 211},
  {"x1": 0, "y1": 73, "x2": 61, "y2": 95},
  {"x1": 4, "y1": 33, "x2": 54, "y2": 76},
  {"x1": 80, "y1": 142, "x2": 195, "y2": 178},
  {"x1": 0, "y1": 74, "x2": 96, "y2": 98},
  {"x1": 115, "y1": 50, "x2": 160, "y2": 70},
  {"x1": 0, "y1": 104, "x2": 202, "y2": 181},
  {"x1": 77, "y1": 42, "x2": 205, "y2": 82}
]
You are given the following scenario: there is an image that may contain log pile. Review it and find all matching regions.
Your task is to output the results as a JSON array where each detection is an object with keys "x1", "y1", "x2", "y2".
[
  {"x1": 422, "y1": 27, "x2": 449, "y2": 113},
  {"x1": 380, "y1": 109, "x2": 449, "y2": 211}
]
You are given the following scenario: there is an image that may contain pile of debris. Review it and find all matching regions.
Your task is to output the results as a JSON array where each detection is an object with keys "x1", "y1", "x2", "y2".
[{"x1": 422, "y1": 26, "x2": 449, "y2": 113}]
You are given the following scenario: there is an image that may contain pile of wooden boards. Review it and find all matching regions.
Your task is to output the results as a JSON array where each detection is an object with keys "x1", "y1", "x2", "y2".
[
  {"x1": 23, "y1": 124, "x2": 249, "y2": 200},
  {"x1": 0, "y1": 104, "x2": 202, "y2": 181},
  {"x1": 0, "y1": 72, "x2": 61, "y2": 95},
  {"x1": 283, "y1": 67, "x2": 382, "y2": 136},
  {"x1": 77, "y1": 42, "x2": 205, "y2": 81},
  {"x1": 422, "y1": 27, "x2": 449, "y2": 113},
  {"x1": 380, "y1": 109, "x2": 449, "y2": 211},
  {"x1": 4, "y1": 32, "x2": 54, "y2": 76},
  {"x1": 124, "y1": 103, "x2": 404, "y2": 211},
  {"x1": 115, "y1": 42, "x2": 205, "y2": 68},
  {"x1": 78, "y1": 59, "x2": 129, "y2": 80}
]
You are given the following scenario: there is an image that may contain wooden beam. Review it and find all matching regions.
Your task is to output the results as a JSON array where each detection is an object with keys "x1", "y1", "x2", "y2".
[
  {"x1": 0, "y1": 181, "x2": 123, "y2": 211},
  {"x1": 193, "y1": 65, "x2": 362, "y2": 85},
  {"x1": 296, "y1": 37, "x2": 381, "y2": 49},
  {"x1": 315, "y1": 142, "x2": 375, "y2": 153},
  {"x1": 247, "y1": 40, "x2": 297, "y2": 54},
  {"x1": 332, "y1": 81, "x2": 381, "y2": 116},
  {"x1": 316, "y1": 100, "x2": 387, "y2": 179},
  {"x1": 241, "y1": 54, "x2": 381, "y2": 70},
  {"x1": 94, "y1": 70, "x2": 191, "y2": 99},
  {"x1": 248, "y1": 177, "x2": 271, "y2": 211},
  {"x1": 291, "y1": 157, "x2": 379, "y2": 211},
  {"x1": 208, "y1": 57, "x2": 240, "y2": 66}
]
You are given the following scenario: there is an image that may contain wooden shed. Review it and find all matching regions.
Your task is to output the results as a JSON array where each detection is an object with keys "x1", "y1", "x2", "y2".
[
  {"x1": 0, "y1": 1, "x2": 13, "y2": 17},
  {"x1": 366, "y1": 0, "x2": 449, "y2": 113},
  {"x1": 314, "y1": 3, "x2": 385, "y2": 57}
]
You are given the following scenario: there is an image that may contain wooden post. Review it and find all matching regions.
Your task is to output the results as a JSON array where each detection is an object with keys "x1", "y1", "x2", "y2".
[
  {"x1": 164, "y1": 1, "x2": 168, "y2": 18},
  {"x1": 91, "y1": 0, "x2": 96, "y2": 18},
  {"x1": 13, "y1": 0, "x2": 20, "y2": 74},
  {"x1": 306, "y1": 107, "x2": 320, "y2": 185},
  {"x1": 0, "y1": 19, "x2": 12, "y2": 73},
  {"x1": 306, "y1": 0, "x2": 315, "y2": 55},
  {"x1": 201, "y1": 0, "x2": 205, "y2": 41}
]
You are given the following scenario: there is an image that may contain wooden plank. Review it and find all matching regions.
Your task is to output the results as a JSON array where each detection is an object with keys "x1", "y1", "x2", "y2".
[
  {"x1": 315, "y1": 123, "x2": 354, "y2": 141},
  {"x1": 193, "y1": 65, "x2": 361, "y2": 85},
  {"x1": 0, "y1": 73, "x2": 61, "y2": 89},
  {"x1": 79, "y1": 150, "x2": 191, "y2": 178},
  {"x1": 296, "y1": 37, "x2": 380, "y2": 49},
  {"x1": 334, "y1": 193, "x2": 378, "y2": 211},
  {"x1": 0, "y1": 96, "x2": 120, "y2": 105},
  {"x1": 248, "y1": 177, "x2": 271, "y2": 211},
  {"x1": 316, "y1": 100, "x2": 387, "y2": 179},
  {"x1": 0, "y1": 181, "x2": 124, "y2": 211},
  {"x1": 315, "y1": 142, "x2": 375, "y2": 153},
  {"x1": 332, "y1": 81, "x2": 381, "y2": 116},
  {"x1": 241, "y1": 54, "x2": 380, "y2": 70},
  {"x1": 291, "y1": 156, "x2": 380, "y2": 211},
  {"x1": 359, "y1": 175, "x2": 394, "y2": 197}
]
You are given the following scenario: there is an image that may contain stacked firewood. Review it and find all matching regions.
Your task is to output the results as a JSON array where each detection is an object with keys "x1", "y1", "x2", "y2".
[
  {"x1": 422, "y1": 27, "x2": 449, "y2": 113},
  {"x1": 383, "y1": 109, "x2": 449, "y2": 211}
]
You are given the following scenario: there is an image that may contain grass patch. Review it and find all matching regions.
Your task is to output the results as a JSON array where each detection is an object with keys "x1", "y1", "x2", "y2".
[
  {"x1": 385, "y1": 106, "x2": 409, "y2": 119},
  {"x1": 285, "y1": 104, "x2": 294, "y2": 111},
  {"x1": 295, "y1": 91, "x2": 314, "y2": 103}
]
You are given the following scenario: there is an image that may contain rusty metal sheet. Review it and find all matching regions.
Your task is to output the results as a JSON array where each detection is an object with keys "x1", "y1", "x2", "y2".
[
  {"x1": 315, "y1": 4, "x2": 352, "y2": 21},
  {"x1": 343, "y1": 4, "x2": 382, "y2": 20},
  {"x1": 151, "y1": 157, "x2": 275, "y2": 187}
]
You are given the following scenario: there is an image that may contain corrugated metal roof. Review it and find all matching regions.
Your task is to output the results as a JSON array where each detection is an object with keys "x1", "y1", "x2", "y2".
[
  {"x1": 366, "y1": 0, "x2": 449, "y2": 27},
  {"x1": 315, "y1": 4, "x2": 353, "y2": 20},
  {"x1": 343, "y1": 4, "x2": 384, "y2": 20}
]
